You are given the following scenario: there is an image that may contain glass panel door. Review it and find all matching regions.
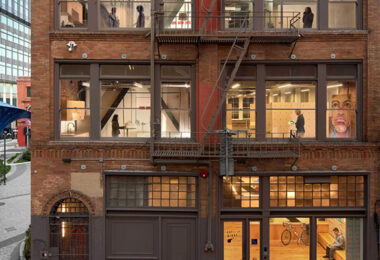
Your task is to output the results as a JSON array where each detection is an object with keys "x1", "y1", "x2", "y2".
[
  {"x1": 224, "y1": 221, "x2": 243, "y2": 260},
  {"x1": 249, "y1": 220, "x2": 260, "y2": 260}
]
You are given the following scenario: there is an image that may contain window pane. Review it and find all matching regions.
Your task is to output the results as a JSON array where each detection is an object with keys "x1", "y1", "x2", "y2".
[
  {"x1": 223, "y1": 176, "x2": 260, "y2": 208},
  {"x1": 60, "y1": 80, "x2": 90, "y2": 137},
  {"x1": 161, "y1": 65, "x2": 191, "y2": 78},
  {"x1": 266, "y1": 81, "x2": 316, "y2": 138},
  {"x1": 265, "y1": 1, "x2": 317, "y2": 29},
  {"x1": 101, "y1": 80, "x2": 150, "y2": 138},
  {"x1": 270, "y1": 175, "x2": 365, "y2": 208},
  {"x1": 161, "y1": 82, "x2": 191, "y2": 138},
  {"x1": 270, "y1": 218, "x2": 310, "y2": 260},
  {"x1": 317, "y1": 218, "x2": 363, "y2": 260},
  {"x1": 99, "y1": 0, "x2": 151, "y2": 28},
  {"x1": 100, "y1": 65, "x2": 150, "y2": 77},
  {"x1": 326, "y1": 81, "x2": 356, "y2": 138},
  {"x1": 266, "y1": 65, "x2": 317, "y2": 78},
  {"x1": 163, "y1": 0, "x2": 192, "y2": 29},
  {"x1": 59, "y1": 0, "x2": 88, "y2": 28},
  {"x1": 329, "y1": 0, "x2": 356, "y2": 28},
  {"x1": 60, "y1": 64, "x2": 90, "y2": 76},
  {"x1": 327, "y1": 65, "x2": 357, "y2": 78},
  {"x1": 224, "y1": 0, "x2": 253, "y2": 30},
  {"x1": 106, "y1": 176, "x2": 196, "y2": 208},
  {"x1": 226, "y1": 81, "x2": 256, "y2": 137}
]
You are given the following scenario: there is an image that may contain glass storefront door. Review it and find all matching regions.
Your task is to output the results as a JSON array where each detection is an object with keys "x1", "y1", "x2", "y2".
[{"x1": 223, "y1": 220, "x2": 261, "y2": 260}]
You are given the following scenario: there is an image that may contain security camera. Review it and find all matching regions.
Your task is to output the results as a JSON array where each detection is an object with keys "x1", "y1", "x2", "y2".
[{"x1": 66, "y1": 41, "x2": 77, "y2": 52}]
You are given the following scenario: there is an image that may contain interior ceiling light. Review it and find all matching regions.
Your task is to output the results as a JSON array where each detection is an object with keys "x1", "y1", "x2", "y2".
[
  {"x1": 231, "y1": 83, "x2": 241, "y2": 89},
  {"x1": 133, "y1": 82, "x2": 143, "y2": 88},
  {"x1": 327, "y1": 83, "x2": 343, "y2": 89},
  {"x1": 285, "y1": 91, "x2": 292, "y2": 94},
  {"x1": 273, "y1": 93, "x2": 279, "y2": 96},
  {"x1": 250, "y1": 92, "x2": 255, "y2": 95},
  {"x1": 301, "y1": 89, "x2": 310, "y2": 92},
  {"x1": 278, "y1": 83, "x2": 293, "y2": 89}
]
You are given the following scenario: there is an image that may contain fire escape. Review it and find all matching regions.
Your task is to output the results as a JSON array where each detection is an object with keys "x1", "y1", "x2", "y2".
[{"x1": 149, "y1": 0, "x2": 302, "y2": 166}]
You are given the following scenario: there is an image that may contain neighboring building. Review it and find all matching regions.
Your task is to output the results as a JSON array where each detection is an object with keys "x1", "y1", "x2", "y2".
[
  {"x1": 31, "y1": 1, "x2": 380, "y2": 260},
  {"x1": 0, "y1": 0, "x2": 31, "y2": 106},
  {"x1": 16, "y1": 76, "x2": 30, "y2": 146}
]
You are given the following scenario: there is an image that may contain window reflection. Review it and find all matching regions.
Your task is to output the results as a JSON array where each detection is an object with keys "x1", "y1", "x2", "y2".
[
  {"x1": 163, "y1": 0, "x2": 192, "y2": 29},
  {"x1": 224, "y1": 0, "x2": 253, "y2": 29}
]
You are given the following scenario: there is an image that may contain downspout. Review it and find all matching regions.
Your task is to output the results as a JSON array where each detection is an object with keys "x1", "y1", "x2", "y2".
[{"x1": 154, "y1": 159, "x2": 215, "y2": 252}]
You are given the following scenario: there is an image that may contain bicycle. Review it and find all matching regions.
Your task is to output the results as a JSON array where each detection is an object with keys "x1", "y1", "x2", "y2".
[{"x1": 281, "y1": 222, "x2": 309, "y2": 246}]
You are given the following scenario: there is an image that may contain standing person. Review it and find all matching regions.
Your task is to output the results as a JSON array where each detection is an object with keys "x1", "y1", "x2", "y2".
[
  {"x1": 112, "y1": 114, "x2": 125, "y2": 137},
  {"x1": 295, "y1": 109, "x2": 305, "y2": 137},
  {"x1": 109, "y1": 7, "x2": 120, "y2": 28},
  {"x1": 302, "y1": 7, "x2": 314, "y2": 28},
  {"x1": 323, "y1": 227, "x2": 345, "y2": 260},
  {"x1": 136, "y1": 5, "x2": 145, "y2": 28}
]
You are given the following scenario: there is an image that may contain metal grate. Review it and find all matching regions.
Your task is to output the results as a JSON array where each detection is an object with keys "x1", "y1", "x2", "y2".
[
  {"x1": 50, "y1": 198, "x2": 89, "y2": 260},
  {"x1": 107, "y1": 176, "x2": 197, "y2": 208}
]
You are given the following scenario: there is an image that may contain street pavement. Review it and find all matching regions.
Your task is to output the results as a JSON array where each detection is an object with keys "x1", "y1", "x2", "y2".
[{"x1": 0, "y1": 139, "x2": 30, "y2": 260}]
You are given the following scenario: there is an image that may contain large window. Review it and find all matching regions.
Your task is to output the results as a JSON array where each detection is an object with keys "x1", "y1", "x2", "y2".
[
  {"x1": 223, "y1": 63, "x2": 360, "y2": 141},
  {"x1": 270, "y1": 175, "x2": 365, "y2": 207},
  {"x1": 224, "y1": 0, "x2": 253, "y2": 30},
  {"x1": 100, "y1": 0, "x2": 151, "y2": 28},
  {"x1": 106, "y1": 175, "x2": 197, "y2": 208},
  {"x1": 162, "y1": 0, "x2": 192, "y2": 29}
]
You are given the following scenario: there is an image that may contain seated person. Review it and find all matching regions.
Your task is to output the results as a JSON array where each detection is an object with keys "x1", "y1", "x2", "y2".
[{"x1": 323, "y1": 227, "x2": 345, "y2": 260}]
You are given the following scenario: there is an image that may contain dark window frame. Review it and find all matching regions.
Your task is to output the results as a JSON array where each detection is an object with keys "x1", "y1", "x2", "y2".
[
  {"x1": 104, "y1": 170, "x2": 200, "y2": 212},
  {"x1": 222, "y1": 61, "x2": 362, "y2": 142},
  {"x1": 53, "y1": 0, "x2": 362, "y2": 31},
  {"x1": 55, "y1": 61, "x2": 196, "y2": 141}
]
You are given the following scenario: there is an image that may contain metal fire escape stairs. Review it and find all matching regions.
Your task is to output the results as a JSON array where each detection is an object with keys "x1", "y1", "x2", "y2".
[{"x1": 200, "y1": 16, "x2": 251, "y2": 155}]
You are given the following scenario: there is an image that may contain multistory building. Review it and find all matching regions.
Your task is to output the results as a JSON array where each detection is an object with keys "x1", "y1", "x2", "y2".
[{"x1": 31, "y1": 0, "x2": 380, "y2": 259}]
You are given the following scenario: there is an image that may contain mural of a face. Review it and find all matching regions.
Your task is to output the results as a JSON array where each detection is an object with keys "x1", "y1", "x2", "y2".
[{"x1": 331, "y1": 94, "x2": 352, "y2": 137}]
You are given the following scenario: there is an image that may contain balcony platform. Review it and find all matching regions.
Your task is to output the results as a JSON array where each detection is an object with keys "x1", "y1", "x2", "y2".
[{"x1": 156, "y1": 31, "x2": 301, "y2": 44}]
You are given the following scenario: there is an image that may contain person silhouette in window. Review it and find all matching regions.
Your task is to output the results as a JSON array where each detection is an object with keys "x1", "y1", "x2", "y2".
[
  {"x1": 303, "y1": 7, "x2": 314, "y2": 28},
  {"x1": 136, "y1": 5, "x2": 145, "y2": 28},
  {"x1": 109, "y1": 7, "x2": 120, "y2": 28}
]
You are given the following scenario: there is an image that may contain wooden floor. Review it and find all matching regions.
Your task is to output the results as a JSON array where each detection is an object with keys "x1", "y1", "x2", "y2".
[{"x1": 270, "y1": 240, "x2": 329, "y2": 260}]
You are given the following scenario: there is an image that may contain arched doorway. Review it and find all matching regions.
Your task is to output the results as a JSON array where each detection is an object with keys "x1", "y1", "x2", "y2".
[{"x1": 49, "y1": 198, "x2": 89, "y2": 259}]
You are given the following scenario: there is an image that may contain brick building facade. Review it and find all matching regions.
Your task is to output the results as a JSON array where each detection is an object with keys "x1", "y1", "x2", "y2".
[{"x1": 31, "y1": 0, "x2": 380, "y2": 259}]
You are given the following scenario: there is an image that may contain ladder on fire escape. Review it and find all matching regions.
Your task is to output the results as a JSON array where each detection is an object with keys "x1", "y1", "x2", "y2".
[{"x1": 200, "y1": 15, "x2": 251, "y2": 152}]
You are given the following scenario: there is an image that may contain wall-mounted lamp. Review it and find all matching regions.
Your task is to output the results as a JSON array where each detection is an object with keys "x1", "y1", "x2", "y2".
[{"x1": 66, "y1": 41, "x2": 77, "y2": 52}]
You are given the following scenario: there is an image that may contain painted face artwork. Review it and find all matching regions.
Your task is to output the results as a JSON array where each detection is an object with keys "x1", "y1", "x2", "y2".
[{"x1": 331, "y1": 94, "x2": 352, "y2": 138}]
